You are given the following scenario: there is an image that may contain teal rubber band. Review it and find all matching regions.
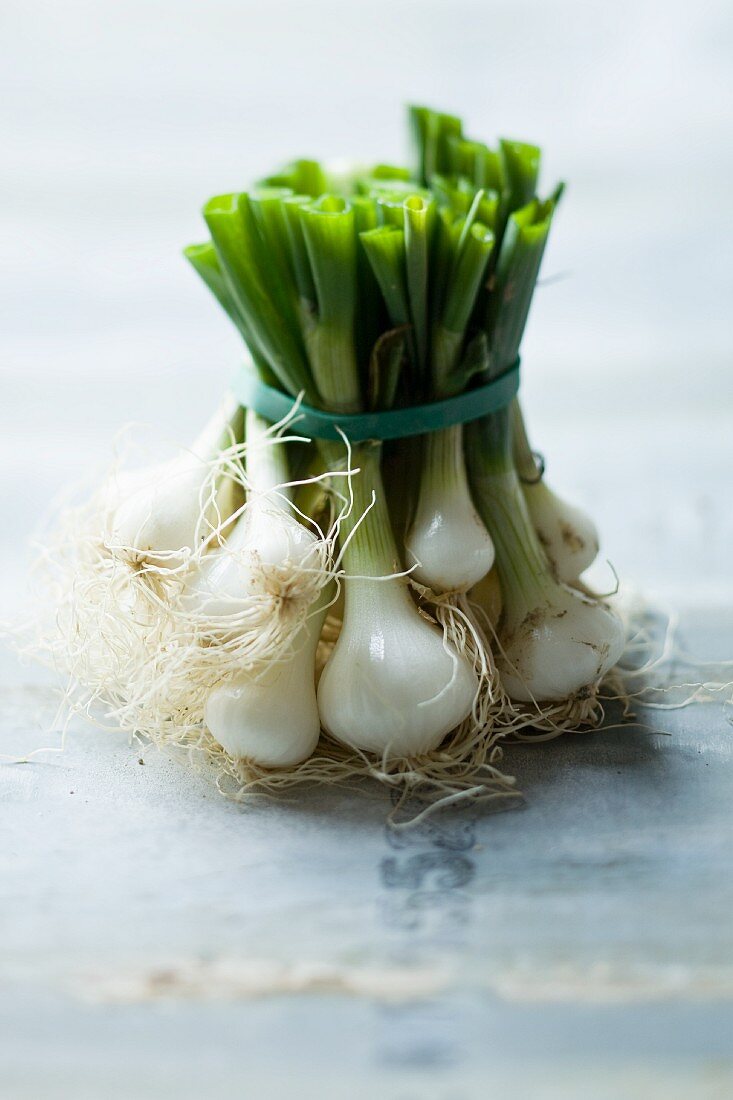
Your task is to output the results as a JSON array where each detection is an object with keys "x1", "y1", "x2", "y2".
[{"x1": 231, "y1": 358, "x2": 520, "y2": 442}]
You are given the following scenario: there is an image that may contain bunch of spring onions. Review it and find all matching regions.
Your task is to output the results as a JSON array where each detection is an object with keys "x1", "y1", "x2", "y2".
[{"x1": 44, "y1": 105, "x2": 625, "y2": 790}]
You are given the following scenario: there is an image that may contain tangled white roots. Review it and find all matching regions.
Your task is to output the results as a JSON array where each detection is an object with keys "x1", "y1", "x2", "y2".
[
  {"x1": 29, "y1": 432, "x2": 335, "y2": 746},
  {"x1": 192, "y1": 587, "x2": 695, "y2": 823},
  {"x1": 20, "y1": 423, "x2": 726, "y2": 824}
]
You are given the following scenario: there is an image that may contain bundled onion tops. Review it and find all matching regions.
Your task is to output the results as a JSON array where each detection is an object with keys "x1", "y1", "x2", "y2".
[{"x1": 38, "y1": 104, "x2": 626, "y2": 809}]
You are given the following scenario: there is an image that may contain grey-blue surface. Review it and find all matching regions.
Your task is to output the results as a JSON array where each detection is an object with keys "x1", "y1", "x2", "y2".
[{"x1": 1, "y1": 613, "x2": 731, "y2": 1098}]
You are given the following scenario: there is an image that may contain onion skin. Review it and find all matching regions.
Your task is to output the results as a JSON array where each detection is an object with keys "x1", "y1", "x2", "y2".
[
  {"x1": 511, "y1": 400, "x2": 599, "y2": 584},
  {"x1": 405, "y1": 425, "x2": 495, "y2": 594},
  {"x1": 523, "y1": 481, "x2": 599, "y2": 584},
  {"x1": 205, "y1": 594, "x2": 327, "y2": 767},
  {"x1": 467, "y1": 408, "x2": 623, "y2": 705},
  {"x1": 406, "y1": 503, "x2": 494, "y2": 593},
  {"x1": 469, "y1": 565, "x2": 503, "y2": 630},
  {"x1": 109, "y1": 454, "x2": 214, "y2": 566},
  {"x1": 317, "y1": 580, "x2": 478, "y2": 758},
  {"x1": 107, "y1": 400, "x2": 242, "y2": 566},
  {"x1": 497, "y1": 585, "x2": 625, "y2": 703},
  {"x1": 183, "y1": 498, "x2": 320, "y2": 618},
  {"x1": 318, "y1": 442, "x2": 478, "y2": 759}
]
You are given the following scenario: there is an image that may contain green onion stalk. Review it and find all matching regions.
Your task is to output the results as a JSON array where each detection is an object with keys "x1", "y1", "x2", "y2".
[
  {"x1": 297, "y1": 196, "x2": 479, "y2": 758},
  {"x1": 189, "y1": 176, "x2": 481, "y2": 759},
  {"x1": 401, "y1": 200, "x2": 497, "y2": 594},
  {"x1": 106, "y1": 395, "x2": 245, "y2": 567},
  {"x1": 464, "y1": 199, "x2": 623, "y2": 702},
  {"x1": 183, "y1": 102, "x2": 624, "y2": 758},
  {"x1": 196, "y1": 412, "x2": 331, "y2": 768},
  {"x1": 405, "y1": 105, "x2": 623, "y2": 702}
]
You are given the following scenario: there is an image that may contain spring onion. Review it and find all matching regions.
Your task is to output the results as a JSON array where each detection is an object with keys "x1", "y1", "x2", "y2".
[
  {"x1": 108, "y1": 398, "x2": 243, "y2": 566},
  {"x1": 467, "y1": 406, "x2": 624, "y2": 702},
  {"x1": 403, "y1": 211, "x2": 497, "y2": 594},
  {"x1": 32, "y1": 102, "x2": 630, "y2": 811},
  {"x1": 198, "y1": 412, "x2": 328, "y2": 766},
  {"x1": 316, "y1": 444, "x2": 478, "y2": 757},
  {"x1": 204, "y1": 584, "x2": 331, "y2": 767},
  {"x1": 183, "y1": 411, "x2": 320, "y2": 623},
  {"x1": 511, "y1": 399, "x2": 599, "y2": 583}
]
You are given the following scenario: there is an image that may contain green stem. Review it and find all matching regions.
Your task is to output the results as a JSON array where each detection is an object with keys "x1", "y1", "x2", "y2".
[
  {"x1": 300, "y1": 195, "x2": 361, "y2": 413},
  {"x1": 431, "y1": 328, "x2": 464, "y2": 396},
  {"x1": 483, "y1": 199, "x2": 553, "y2": 375},
  {"x1": 510, "y1": 398, "x2": 540, "y2": 482},
  {"x1": 443, "y1": 219, "x2": 494, "y2": 333},
  {"x1": 409, "y1": 105, "x2": 463, "y2": 185},
  {"x1": 339, "y1": 443, "x2": 402, "y2": 579},
  {"x1": 422, "y1": 423, "x2": 465, "y2": 493},
  {"x1": 403, "y1": 195, "x2": 434, "y2": 380},
  {"x1": 244, "y1": 410, "x2": 291, "y2": 497},
  {"x1": 281, "y1": 195, "x2": 318, "y2": 309},
  {"x1": 360, "y1": 224, "x2": 418, "y2": 386},
  {"x1": 249, "y1": 188, "x2": 300, "y2": 305},
  {"x1": 466, "y1": 408, "x2": 550, "y2": 611},
  {"x1": 258, "y1": 159, "x2": 327, "y2": 198},
  {"x1": 204, "y1": 193, "x2": 315, "y2": 399},
  {"x1": 360, "y1": 226, "x2": 410, "y2": 329},
  {"x1": 351, "y1": 195, "x2": 383, "y2": 387},
  {"x1": 183, "y1": 243, "x2": 277, "y2": 386},
  {"x1": 183, "y1": 242, "x2": 243, "y2": 333},
  {"x1": 500, "y1": 139, "x2": 541, "y2": 215},
  {"x1": 431, "y1": 219, "x2": 493, "y2": 397},
  {"x1": 368, "y1": 328, "x2": 407, "y2": 411}
]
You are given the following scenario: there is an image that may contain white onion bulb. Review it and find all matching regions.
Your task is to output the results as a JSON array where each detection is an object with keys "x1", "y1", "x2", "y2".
[
  {"x1": 205, "y1": 595, "x2": 327, "y2": 766},
  {"x1": 499, "y1": 581, "x2": 624, "y2": 703},
  {"x1": 107, "y1": 399, "x2": 241, "y2": 565},
  {"x1": 318, "y1": 576, "x2": 478, "y2": 757},
  {"x1": 184, "y1": 493, "x2": 320, "y2": 618},
  {"x1": 524, "y1": 481, "x2": 599, "y2": 583},
  {"x1": 406, "y1": 426, "x2": 494, "y2": 593}
]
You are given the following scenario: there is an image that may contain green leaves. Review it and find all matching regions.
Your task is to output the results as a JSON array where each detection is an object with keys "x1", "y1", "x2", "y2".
[
  {"x1": 185, "y1": 104, "x2": 561, "y2": 414},
  {"x1": 258, "y1": 159, "x2": 328, "y2": 197},
  {"x1": 360, "y1": 225, "x2": 410, "y2": 331},
  {"x1": 299, "y1": 195, "x2": 361, "y2": 413},
  {"x1": 482, "y1": 198, "x2": 556, "y2": 376},
  {"x1": 409, "y1": 105, "x2": 463, "y2": 186},
  {"x1": 367, "y1": 327, "x2": 409, "y2": 412},
  {"x1": 203, "y1": 193, "x2": 313, "y2": 398},
  {"x1": 499, "y1": 139, "x2": 541, "y2": 214}
]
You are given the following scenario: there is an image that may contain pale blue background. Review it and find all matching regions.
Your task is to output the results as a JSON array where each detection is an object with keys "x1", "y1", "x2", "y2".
[{"x1": 2, "y1": 0, "x2": 732, "y2": 610}]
